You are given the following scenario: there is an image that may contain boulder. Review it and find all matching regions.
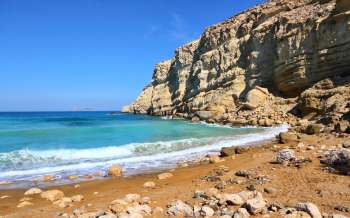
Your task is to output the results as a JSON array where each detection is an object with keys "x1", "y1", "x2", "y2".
[
  {"x1": 157, "y1": 172, "x2": 173, "y2": 180},
  {"x1": 296, "y1": 202, "x2": 322, "y2": 218},
  {"x1": 245, "y1": 87, "x2": 269, "y2": 109},
  {"x1": 24, "y1": 187, "x2": 42, "y2": 195},
  {"x1": 220, "y1": 146, "x2": 250, "y2": 157},
  {"x1": 276, "y1": 149, "x2": 296, "y2": 163},
  {"x1": 107, "y1": 165, "x2": 123, "y2": 177},
  {"x1": 40, "y1": 190, "x2": 64, "y2": 202}
]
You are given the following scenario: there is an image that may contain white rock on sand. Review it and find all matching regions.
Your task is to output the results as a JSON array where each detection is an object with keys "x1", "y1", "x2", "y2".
[
  {"x1": 40, "y1": 190, "x2": 64, "y2": 202},
  {"x1": 296, "y1": 202, "x2": 322, "y2": 218},
  {"x1": 24, "y1": 187, "x2": 42, "y2": 195},
  {"x1": 143, "y1": 181, "x2": 156, "y2": 189},
  {"x1": 17, "y1": 201, "x2": 33, "y2": 208},
  {"x1": 71, "y1": 194, "x2": 84, "y2": 202},
  {"x1": 157, "y1": 172, "x2": 173, "y2": 180},
  {"x1": 107, "y1": 165, "x2": 123, "y2": 177}
]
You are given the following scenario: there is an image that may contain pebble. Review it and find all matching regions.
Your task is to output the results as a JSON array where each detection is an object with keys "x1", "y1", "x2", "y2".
[
  {"x1": 24, "y1": 187, "x2": 42, "y2": 195},
  {"x1": 157, "y1": 172, "x2": 173, "y2": 180},
  {"x1": 143, "y1": 181, "x2": 156, "y2": 189},
  {"x1": 17, "y1": 201, "x2": 33, "y2": 208}
]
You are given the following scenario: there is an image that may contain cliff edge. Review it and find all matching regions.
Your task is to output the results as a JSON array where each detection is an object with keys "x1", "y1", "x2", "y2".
[{"x1": 123, "y1": 0, "x2": 350, "y2": 133}]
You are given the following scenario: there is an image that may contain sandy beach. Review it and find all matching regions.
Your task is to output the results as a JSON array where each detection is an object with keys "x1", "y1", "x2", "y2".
[{"x1": 1, "y1": 132, "x2": 349, "y2": 218}]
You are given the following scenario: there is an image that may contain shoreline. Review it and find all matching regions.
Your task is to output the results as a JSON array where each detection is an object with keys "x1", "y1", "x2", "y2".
[
  {"x1": 1, "y1": 130, "x2": 349, "y2": 217},
  {"x1": 0, "y1": 123, "x2": 288, "y2": 190}
]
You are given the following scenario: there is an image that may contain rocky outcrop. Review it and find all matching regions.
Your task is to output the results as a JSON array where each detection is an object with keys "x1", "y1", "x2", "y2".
[{"x1": 124, "y1": 0, "x2": 350, "y2": 128}]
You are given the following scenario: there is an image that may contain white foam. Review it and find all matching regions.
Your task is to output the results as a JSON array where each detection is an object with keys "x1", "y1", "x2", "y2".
[{"x1": 0, "y1": 125, "x2": 288, "y2": 182}]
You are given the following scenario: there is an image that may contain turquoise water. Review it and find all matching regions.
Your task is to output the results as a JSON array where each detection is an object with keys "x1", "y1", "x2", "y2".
[{"x1": 0, "y1": 112, "x2": 287, "y2": 187}]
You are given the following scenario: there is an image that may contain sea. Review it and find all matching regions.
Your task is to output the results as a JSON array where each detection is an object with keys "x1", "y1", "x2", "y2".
[{"x1": 0, "y1": 111, "x2": 288, "y2": 188}]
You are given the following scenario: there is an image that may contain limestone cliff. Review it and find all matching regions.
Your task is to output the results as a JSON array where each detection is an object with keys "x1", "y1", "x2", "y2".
[{"x1": 124, "y1": 0, "x2": 350, "y2": 131}]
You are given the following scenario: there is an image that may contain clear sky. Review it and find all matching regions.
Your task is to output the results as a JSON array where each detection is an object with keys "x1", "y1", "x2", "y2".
[{"x1": 0, "y1": 0, "x2": 263, "y2": 111}]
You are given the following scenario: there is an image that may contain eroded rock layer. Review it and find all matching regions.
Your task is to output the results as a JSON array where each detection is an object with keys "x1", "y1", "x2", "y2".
[{"x1": 124, "y1": 0, "x2": 350, "y2": 130}]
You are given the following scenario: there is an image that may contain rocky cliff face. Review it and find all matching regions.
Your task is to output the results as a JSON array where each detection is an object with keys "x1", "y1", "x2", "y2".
[{"x1": 123, "y1": 0, "x2": 350, "y2": 131}]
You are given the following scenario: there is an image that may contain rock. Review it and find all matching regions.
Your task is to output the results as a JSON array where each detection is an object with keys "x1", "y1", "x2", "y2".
[
  {"x1": 19, "y1": 197, "x2": 33, "y2": 202},
  {"x1": 109, "y1": 199, "x2": 129, "y2": 214},
  {"x1": 209, "y1": 155, "x2": 225, "y2": 163},
  {"x1": 331, "y1": 215, "x2": 349, "y2": 218},
  {"x1": 0, "y1": 195, "x2": 10, "y2": 199},
  {"x1": 42, "y1": 175, "x2": 55, "y2": 182},
  {"x1": 24, "y1": 187, "x2": 42, "y2": 195},
  {"x1": 201, "y1": 206, "x2": 215, "y2": 216},
  {"x1": 191, "y1": 116, "x2": 200, "y2": 122},
  {"x1": 71, "y1": 194, "x2": 84, "y2": 202},
  {"x1": 143, "y1": 181, "x2": 156, "y2": 189},
  {"x1": 127, "y1": 204, "x2": 152, "y2": 215},
  {"x1": 220, "y1": 146, "x2": 250, "y2": 156},
  {"x1": 244, "y1": 194, "x2": 266, "y2": 214},
  {"x1": 107, "y1": 165, "x2": 123, "y2": 177},
  {"x1": 245, "y1": 87, "x2": 269, "y2": 109},
  {"x1": 167, "y1": 200, "x2": 193, "y2": 216},
  {"x1": 305, "y1": 124, "x2": 324, "y2": 135},
  {"x1": 124, "y1": 193, "x2": 141, "y2": 203},
  {"x1": 195, "y1": 111, "x2": 214, "y2": 120},
  {"x1": 41, "y1": 190, "x2": 64, "y2": 202},
  {"x1": 343, "y1": 141, "x2": 350, "y2": 148},
  {"x1": 321, "y1": 149, "x2": 350, "y2": 166},
  {"x1": 335, "y1": 121, "x2": 349, "y2": 133},
  {"x1": 233, "y1": 208, "x2": 251, "y2": 218},
  {"x1": 279, "y1": 132, "x2": 298, "y2": 144},
  {"x1": 276, "y1": 149, "x2": 296, "y2": 163},
  {"x1": 17, "y1": 201, "x2": 33, "y2": 208},
  {"x1": 235, "y1": 170, "x2": 251, "y2": 177},
  {"x1": 141, "y1": 196, "x2": 151, "y2": 204},
  {"x1": 296, "y1": 202, "x2": 322, "y2": 218},
  {"x1": 217, "y1": 193, "x2": 245, "y2": 205},
  {"x1": 157, "y1": 172, "x2": 173, "y2": 180},
  {"x1": 54, "y1": 197, "x2": 73, "y2": 208},
  {"x1": 284, "y1": 211, "x2": 312, "y2": 218},
  {"x1": 264, "y1": 187, "x2": 277, "y2": 194}
]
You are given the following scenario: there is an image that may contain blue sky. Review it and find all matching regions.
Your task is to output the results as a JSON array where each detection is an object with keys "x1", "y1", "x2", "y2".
[{"x1": 0, "y1": 0, "x2": 263, "y2": 111}]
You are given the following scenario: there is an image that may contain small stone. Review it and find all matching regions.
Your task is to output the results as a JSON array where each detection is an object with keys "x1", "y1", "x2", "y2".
[
  {"x1": 127, "y1": 204, "x2": 152, "y2": 215},
  {"x1": 157, "y1": 172, "x2": 173, "y2": 180},
  {"x1": 245, "y1": 195, "x2": 266, "y2": 214},
  {"x1": 143, "y1": 181, "x2": 156, "y2": 189},
  {"x1": 264, "y1": 187, "x2": 277, "y2": 194},
  {"x1": 209, "y1": 155, "x2": 225, "y2": 163},
  {"x1": 42, "y1": 175, "x2": 55, "y2": 182},
  {"x1": 0, "y1": 195, "x2": 10, "y2": 199},
  {"x1": 296, "y1": 202, "x2": 322, "y2": 218},
  {"x1": 201, "y1": 206, "x2": 215, "y2": 216},
  {"x1": 71, "y1": 194, "x2": 84, "y2": 202},
  {"x1": 74, "y1": 184, "x2": 80, "y2": 188},
  {"x1": 124, "y1": 193, "x2": 141, "y2": 203},
  {"x1": 166, "y1": 200, "x2": 193, "y2": 216},
  {"x1": 24, "y1": 187, "x2": 42, "y2": 195},
  {"x1": 233, "y1": 208, "x2": 250, "y2": 218},
  {"x1": 331, "y1": 214, "x2": 349, "y2": 218},
  {"x1": 17, "y1": 201, "x2": 33, "y2": 208},
  {"x1": 41, "y1": 190, "x2": 64, "y2": 202},
  {"x1": 276, "y1": 149, "x2": 296, "y2": 163},
  {"x1": 53, "y1": 197, "x2": 72, "y2": 208},
  {"x1": 107, "y1": 165, "x2": 123, "y2": 177},
  {"x1": 19, "y1": 197, "x2": 33, "y2": 202},
  {"x1": 68, "y1": 175, "x2": 78, "y2": 180}
]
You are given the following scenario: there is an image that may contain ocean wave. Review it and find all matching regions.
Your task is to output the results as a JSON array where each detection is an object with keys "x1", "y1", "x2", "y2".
[{"x1": 0, "y1": 125, "x2": 288, "y2": 183}]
